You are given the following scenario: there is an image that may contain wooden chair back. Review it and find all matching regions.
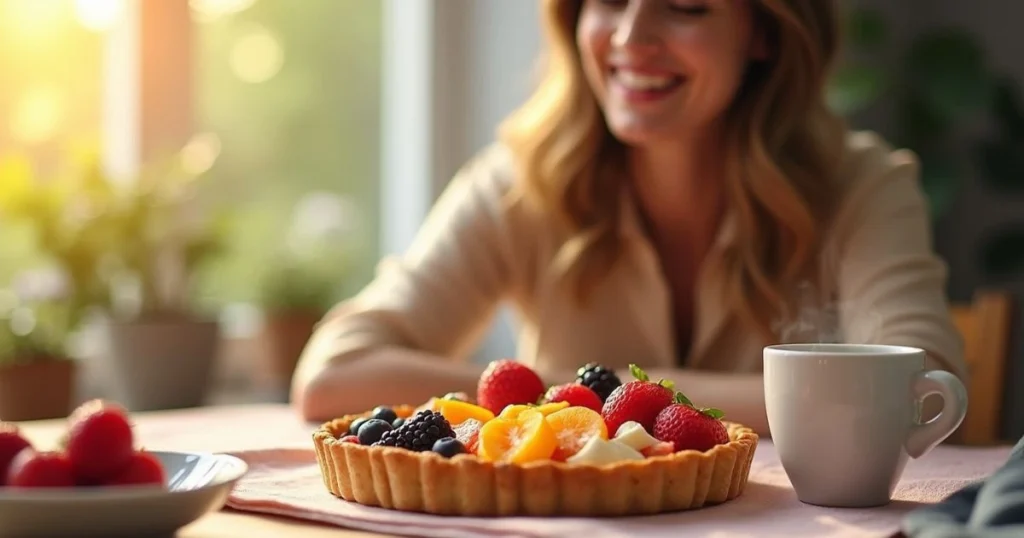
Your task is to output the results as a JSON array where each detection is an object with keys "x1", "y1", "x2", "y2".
[{"x1": 948, "y1": 290, "x2": 1014, "y2": 445}]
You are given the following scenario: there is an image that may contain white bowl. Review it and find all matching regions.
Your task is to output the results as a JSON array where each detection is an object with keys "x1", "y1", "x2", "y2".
[{"x1": 0, "y1": 451, "x2": 248, "y2": 537}]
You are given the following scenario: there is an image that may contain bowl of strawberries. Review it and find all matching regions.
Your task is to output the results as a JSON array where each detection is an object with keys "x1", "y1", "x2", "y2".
[{"x1": 0, "y1": 399, "x2": 247, "y2": 537}]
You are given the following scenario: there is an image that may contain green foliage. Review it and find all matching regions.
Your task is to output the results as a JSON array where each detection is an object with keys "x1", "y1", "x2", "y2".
[
  {"x1": 0, "y1": 289, "x2": 76, "y2": 364},
  {"x1": 830, "y1": 8, "x2": 1024, "y2": 279},
  {"x1": 258, "y1": 260, "x2": 341, "y2": 315}
]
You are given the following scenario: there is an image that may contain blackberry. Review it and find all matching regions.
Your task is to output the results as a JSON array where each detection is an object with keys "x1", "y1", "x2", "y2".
[
  {"x1": 576, "y1": 363, "x2": 622, "y2": 402},
  {"x1": 374, "y1": 410, "x2": 455, "y2": 451}
]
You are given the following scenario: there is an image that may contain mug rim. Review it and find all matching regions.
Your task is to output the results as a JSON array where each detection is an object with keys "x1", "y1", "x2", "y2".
[{"x1": 764, "y1": 343, "x2": 924, "y2": 356}]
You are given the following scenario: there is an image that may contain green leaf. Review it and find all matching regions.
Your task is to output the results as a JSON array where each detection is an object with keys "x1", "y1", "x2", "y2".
[
  {"x1": 905, "y1": 29, "x2": 994, "y2": 122},
  {"x1": 991, "y1": 77, "x2": 1024, "y2": 139},
  {"x1": 701, "y1": 408, "x2": 725, "y2": 420},
  {"x1": 975, "y1": 138, "x2": 1024, "y2": 192},
  {"x1": 918, "y1": 154, "x2": 962, "y2": 220},
  {"x1": 981, "y1": 230, "x2": 1024, "y2": 279},
  {"x1": 827, "y1": 65, "x2": 887, "y2": 116},
  {"x1": 845, "y1": 8, "x2": 888, "y2": 50},
  {"x1": 674, "y1": 392, "x2": 694, "y2": 406},
  {"x1": 628, "y1": 364, "x2": 649, "y2": 382},
  {"x1": 659, "y1": 379, "x2": 676, "y2": 392}
]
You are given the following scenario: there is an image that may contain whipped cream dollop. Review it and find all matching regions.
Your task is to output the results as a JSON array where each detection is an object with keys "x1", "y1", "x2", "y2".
[
  {"x1": 566, "y1": 437, "x2": 644, "y2": 465},
  {"x1": 613, "y1": 421, "x2": 659, "y2": 451}
]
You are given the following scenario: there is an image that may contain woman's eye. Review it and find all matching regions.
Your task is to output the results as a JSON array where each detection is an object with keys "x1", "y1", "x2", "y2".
[{"x1": 669, "y1": 2, "x2": 709, "y2": 16}]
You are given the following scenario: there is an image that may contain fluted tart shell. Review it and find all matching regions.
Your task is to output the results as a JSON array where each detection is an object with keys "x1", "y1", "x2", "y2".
[{"x1": 312, "y1": 405, "x2": 758, "y2": 517}]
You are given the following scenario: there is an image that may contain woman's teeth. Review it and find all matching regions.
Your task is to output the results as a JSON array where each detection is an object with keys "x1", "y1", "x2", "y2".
[{"x1": 613, "y1": 69, "x2": 679, "y2": 91}]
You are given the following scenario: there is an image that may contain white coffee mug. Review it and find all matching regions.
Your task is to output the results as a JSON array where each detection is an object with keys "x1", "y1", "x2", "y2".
[{"x1": 763, "y1": 344, "x2": 969, "y2": 508}]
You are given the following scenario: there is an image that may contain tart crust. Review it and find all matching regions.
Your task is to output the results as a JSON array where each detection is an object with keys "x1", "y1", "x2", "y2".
[{"x1": 313, "y1": 405, "x2": 759, "y2": 517}]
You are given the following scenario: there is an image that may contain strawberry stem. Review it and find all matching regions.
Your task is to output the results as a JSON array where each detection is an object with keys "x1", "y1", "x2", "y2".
[
  {"x1": 628, "y1": 364, "x2": 649, "y2": 382},
  {"x1": 701, "y1": 408, "x2": 725, "y2": 420},
  {"x1": 673, "y1": 392, "x2": 694, "y2": 406}
]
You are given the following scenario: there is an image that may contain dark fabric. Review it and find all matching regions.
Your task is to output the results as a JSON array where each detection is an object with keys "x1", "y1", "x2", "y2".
[{"x1": 901, "y1": 435, "x2": 1024, "y2": 537}]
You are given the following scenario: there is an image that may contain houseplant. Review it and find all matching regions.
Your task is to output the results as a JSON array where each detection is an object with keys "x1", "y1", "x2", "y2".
[
  {"x1": 0, "y1": 284, "x2": 79, "y2": 421},
  {"x1": 255, "y1": 259, "x2": 339, "y2": 398},
  {"x1": 95, "y1": 152, "x2": 232, "y2": 411}
]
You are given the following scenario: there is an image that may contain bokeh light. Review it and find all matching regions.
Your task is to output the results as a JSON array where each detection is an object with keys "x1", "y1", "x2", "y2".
[
  {"x1": 73, "y1": 0, "x2": 125, "y2": 32},
  {"x1": 181, "y1": 132, "x2": 223, "y2": 176},
  {"x1": 228, "y1": 25, "x2": 284, "y2": 84},
  {"x1": 9, "y1": 88, "x2": 64, "y2": 143},
  {"x1": 189, "y1": 0, "x2": 256, "y2": 24}
]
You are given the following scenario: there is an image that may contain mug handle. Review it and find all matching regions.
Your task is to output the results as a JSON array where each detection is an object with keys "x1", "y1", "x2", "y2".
[{"x1": 904, "y1": 370, "x2": 969, "y2": 459}]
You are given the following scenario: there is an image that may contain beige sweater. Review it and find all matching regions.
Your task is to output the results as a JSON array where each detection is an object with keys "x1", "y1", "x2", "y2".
[{"x1": 296, "y1": 131, "x2": 967, "y2": 382}]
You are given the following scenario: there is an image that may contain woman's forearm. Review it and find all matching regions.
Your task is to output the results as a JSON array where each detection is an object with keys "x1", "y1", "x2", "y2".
[{"x1": 292, "y1": 347, "x2": 487, "y2": 422}]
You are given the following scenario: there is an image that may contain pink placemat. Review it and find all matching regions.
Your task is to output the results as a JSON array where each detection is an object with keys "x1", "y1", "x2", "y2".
[{"x1": 224, "y1": 441, "x2": 1012, "y2": 538}]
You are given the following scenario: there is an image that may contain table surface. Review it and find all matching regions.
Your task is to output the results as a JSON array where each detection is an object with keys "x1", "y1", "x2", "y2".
[{"x1": 14, "y1": 404, "x2": 1017, "y2": 538}]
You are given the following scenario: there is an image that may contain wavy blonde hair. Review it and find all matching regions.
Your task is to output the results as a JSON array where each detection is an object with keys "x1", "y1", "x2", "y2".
[{"x1": 498, "y1": 0, "x2": 848, "y2": 342}]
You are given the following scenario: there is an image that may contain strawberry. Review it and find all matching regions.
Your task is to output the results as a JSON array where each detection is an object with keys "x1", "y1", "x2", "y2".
[
  {"x1": 544, "y1": 383, "x2": 603, "y2": 412},
  {"x1": 65, "y1": 400, "x2": 135, "y2": 483},
  {"x1": 6, "y1": 449, "x2": 75, "y2": 488},
  {"x1": 476, "y1": 360, "x2": 546, "y2": 415},
  {"x1": 601, "y1": 364, "x2": 675, "y2": 435},
  {"x1": 652, "y1": 393, "x2": 729, "y2": 452},
  {"x1": 0, "y1": 423, "x2": 32, "y2": 486},
  {"x1": 105, "y1": 451, "x2": 166, "y2": 487},
  {"x1": 339, "y1": 435, "x2": 360, "y2": 444}
]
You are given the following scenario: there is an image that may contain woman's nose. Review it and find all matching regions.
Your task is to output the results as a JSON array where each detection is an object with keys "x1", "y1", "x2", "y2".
[{"x1": 610, "y1": 1, "x2": 662, "y2": 55}]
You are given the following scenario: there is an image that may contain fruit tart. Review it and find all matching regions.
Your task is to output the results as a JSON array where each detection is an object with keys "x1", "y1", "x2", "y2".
[{"x1": 312, "y1": 362, "x2": 758, "y2": 517}]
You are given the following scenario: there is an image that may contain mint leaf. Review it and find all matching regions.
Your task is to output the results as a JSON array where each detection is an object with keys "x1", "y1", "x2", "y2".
[
  {"x1": 628, "y1": 364, "x2": 649, "y2": 382},
  {"x1": 674, "y1": 392, "x2": 694, "y2": 406},
  {"x1": 701, "y1": 408, "x2": 725, "y2": 420}
]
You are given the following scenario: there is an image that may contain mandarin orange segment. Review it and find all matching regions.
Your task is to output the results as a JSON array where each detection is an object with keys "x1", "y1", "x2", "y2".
[
  {"x1": 544, "y1": 406, "x2": 609, "y2": 461},
  {"x1": 436, "y1": 400, "x2": 495, "y2": 425},
  {"x1": 498, "y1": 401, "x2": 569, "y2": 420},
  {"x1": 477, "y1": 409, "x2": 557, "y2": 463}
]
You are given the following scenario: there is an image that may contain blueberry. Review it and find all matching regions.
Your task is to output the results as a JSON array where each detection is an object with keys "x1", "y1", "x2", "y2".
[
  {"x1": 357, "y1": 419, "x2": 393, "y2": 445},
  {"x1": 371, "y1": 406, "x2": 398, "y2": 424},
  {"x1": 431, "y1": 437, "x2": 466, "y2": 459},
  {"x1": 392, "y1": 417, "x2": 405, "y2": 429},
  {"x1": 348, "y1": 417, "x2": 368, "y2": 436}
]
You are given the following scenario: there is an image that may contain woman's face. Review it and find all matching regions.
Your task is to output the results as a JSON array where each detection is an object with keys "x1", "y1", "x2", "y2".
[{"x1": 576, "y1": 0, "x2": 763, "y2": 146}]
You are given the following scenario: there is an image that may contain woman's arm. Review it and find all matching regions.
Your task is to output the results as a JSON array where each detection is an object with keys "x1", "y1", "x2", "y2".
[{"x1": 291, "y1": 146, "x2": 531, "y2": 421}]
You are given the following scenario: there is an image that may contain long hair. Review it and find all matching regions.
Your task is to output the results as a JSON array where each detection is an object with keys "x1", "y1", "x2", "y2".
[{"x1": 498, "y1": 0, "x2": 848, "y2": 342}]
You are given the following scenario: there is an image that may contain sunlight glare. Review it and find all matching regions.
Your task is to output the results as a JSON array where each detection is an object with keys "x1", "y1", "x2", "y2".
[
  {"x1": 189, "y1": 0, "x2": 256, "y2": 24},
  {"x1": 229, "y1": 25, "x2": 284, "y2": 84},
  {"x1": 1, "y1": 0, "x2": 67, "y2": 41},
  {"x1": 74, "y1": 0, "x2": 125, "y2": 32},
  {"x1": 9, "y1": 89, "x2": 64, "y2": 144}
]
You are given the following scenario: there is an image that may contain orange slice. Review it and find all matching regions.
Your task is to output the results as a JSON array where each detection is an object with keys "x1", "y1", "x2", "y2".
[
  {"x1": 436, "y1": 399, "x2": 495, "y2": 426},
  {"x1": 498, "y1": 401, "x2": 569, "y2": 420},
  {"x1": 544, "y1": 407, "x2": 609, "y2": 461},
  {"x1": 478, "y1": 409, "x2": 557, "y2": 463}
]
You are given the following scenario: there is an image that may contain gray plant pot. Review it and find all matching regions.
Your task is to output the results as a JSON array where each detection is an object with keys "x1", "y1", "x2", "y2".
[{"x1": 100, "y1": 317, "x2": 221, "y2": 411}]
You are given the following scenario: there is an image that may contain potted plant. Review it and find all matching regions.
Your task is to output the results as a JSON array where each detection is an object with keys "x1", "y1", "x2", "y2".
[
  {"x1": 0, "y1": 282, "x2": 79, "y2": 421},
  {"x1": 255, "y1": 259, "x2": 340, "y2": 398},
  {"x1": 96, "y1": 154, "x2": 231, "y2": 411}
]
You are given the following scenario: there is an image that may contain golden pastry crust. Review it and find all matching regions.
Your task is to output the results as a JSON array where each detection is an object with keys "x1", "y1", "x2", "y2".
[{"x1": 312, "y1": 405, "x2": 759, "y2": 516}]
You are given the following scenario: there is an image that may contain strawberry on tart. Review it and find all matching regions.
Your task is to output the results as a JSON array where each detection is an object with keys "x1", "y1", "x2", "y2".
[{"x1": 312, "y1": 362, "x2": 758, "y2": 516}]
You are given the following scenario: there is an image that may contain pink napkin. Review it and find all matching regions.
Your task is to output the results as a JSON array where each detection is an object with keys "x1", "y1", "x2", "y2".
[{"x1": 224, "y1": 442, "x2": 1012, "y2": 538}]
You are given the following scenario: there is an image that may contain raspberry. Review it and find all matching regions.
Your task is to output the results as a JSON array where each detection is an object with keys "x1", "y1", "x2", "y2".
[{"x1": 373, "y1": 410, "x2": 455, "y2": 452}]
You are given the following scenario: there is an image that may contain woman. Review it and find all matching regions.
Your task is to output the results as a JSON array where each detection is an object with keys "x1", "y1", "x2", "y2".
[{"x1": 291, "y1": 0, "x2": 966, "y2": 435}]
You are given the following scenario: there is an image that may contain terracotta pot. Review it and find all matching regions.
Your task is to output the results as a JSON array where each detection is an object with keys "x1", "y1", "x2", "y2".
[
  {"x1": 258, "y1": 311, "x2": 321, "y2": 395},
  {"x1": 100, "y1": 316, "x2": 221, "y2": 412},
  {"x1": 0, "y1": 358, "x2": 77, "y2": 421}
]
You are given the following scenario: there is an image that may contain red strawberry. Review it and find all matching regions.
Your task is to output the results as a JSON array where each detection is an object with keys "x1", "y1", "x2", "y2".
[
  {"x1": 339, "y1": 435, "x2": 360, "y2": 444},
  {"x1": 601, "y1": 364, "x2": 675, "y2": 436},
  {"x1": 641, "y1": 441, "x2": 675, "y2": 458},
  {"x1": 6, "y1": 449, "x2": 75, "y2": 488},
  {"x1": 476, "y1": 360, "x2": 546, "y2": 415},
  {"x1": 65, "y1": 400, "x2": 135, "y2": 483},
  {"x1": 544, "y1": 383, "x2": 603, "y2": 412},
  {"x1": 105, "y1": 451, "x2": 165, "y2": 487},
  {"x1": 652, "y1": 394, "x2": 729, "y2": 452},
  {"x1": 0, "y1": 423, "x2": 32, "y2": 486}
]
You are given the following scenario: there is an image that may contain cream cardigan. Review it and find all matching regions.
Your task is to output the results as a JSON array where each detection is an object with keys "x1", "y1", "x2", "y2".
[{"x1": 295, "y1": 131, "x2": 967, "y2": 382}]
